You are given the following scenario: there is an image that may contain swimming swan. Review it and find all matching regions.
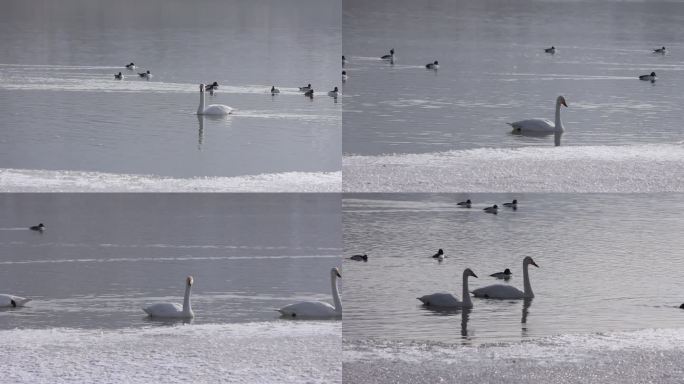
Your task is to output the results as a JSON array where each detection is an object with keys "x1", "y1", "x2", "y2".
[
  {"x1": 508, "y1": 95, "x2": 567, "y2": 135},
  {"x1": 0, "y1": 294, "x2": 31, "y2": 308},
  {"x1": 143, "y1": 276, "x2": 195, "y2": 318},
  {"x1": 417, "y1": 268, "x2": 478, "y2": 309},
  {"x1": 472, "y1": 257, "x2": 538, "y2": 299},
  {"x1": 278, "y1": 267, "x2": 342, "y2": 319},
  {"x1": 197, "y1": 84, "x2": 232, "y2": 115}
]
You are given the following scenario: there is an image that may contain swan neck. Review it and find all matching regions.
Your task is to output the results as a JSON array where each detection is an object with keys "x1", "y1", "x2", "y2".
[
  {"x1": 183, "y1": 283, "x2": 192, "y2": 314},
  {"x1": 198, "y1": 89, "x2": 205, "y2": 115},
  {"x1": 462, "y1": 272, "x2": 472, "y2": 308},
  {"x1": 555, "y1": 100, "x2": 563, "y2": 132},
  {"x1": 523, "y1": 261, "x2": 534, "y2": 298},
  {"x1": 331, "y1": 273, "x2": 342, "y2": 313}
]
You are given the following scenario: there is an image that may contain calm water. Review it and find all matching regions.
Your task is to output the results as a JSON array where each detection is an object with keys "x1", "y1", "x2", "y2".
[
  {"x1": 0, "y1": 194, "x2": 341, "y2": 383},
  {"x1": 342, "y1": 193, "x2": 684, "y2": 383},
  {"x1": 0, "y1": 0, "x2": 341, "y2": 188},
  {"x1": 342, "y1": 0, "x2": 684, "y2": 191}
]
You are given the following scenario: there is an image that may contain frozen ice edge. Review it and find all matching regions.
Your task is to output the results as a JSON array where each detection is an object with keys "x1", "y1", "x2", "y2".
[{"x1": 0, "y1": 168, "x2": 341, "y2": 192}]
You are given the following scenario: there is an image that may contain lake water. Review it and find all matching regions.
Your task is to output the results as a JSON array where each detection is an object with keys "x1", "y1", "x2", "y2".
[
  {"x1": 342, "y1": 0, "x2": 684, "y2": 192},
  {"x1": 0, "y1": 194, "x2": 341, "y2": 383},
  {"x1": 342, "y1": 193, "x2": 684, "y2": 383},
  {"x1": 0, "y1": 0, "x2": 341, "y2": 192}
]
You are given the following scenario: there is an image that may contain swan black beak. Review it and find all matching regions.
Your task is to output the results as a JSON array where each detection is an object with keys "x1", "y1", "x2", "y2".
[
  {"x1": 531, "y1": 261, "x2": 539, "y2": 268},
  {"x1": 336, "y1": 271, "x2": 342, "y2": 278},
  {"x1": 561, "y1": 100, "x2": 568, "y2": 108}
]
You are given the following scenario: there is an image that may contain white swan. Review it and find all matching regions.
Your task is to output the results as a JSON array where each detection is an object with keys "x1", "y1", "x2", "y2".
[
  {"x1": 197, "y1": 84, "x2": 232, "y2": 115},
  {"x1": 0, "y1": 294, "x2": 31, "y2": 308},
  {"x1": 278, "y1": 267, "x2": 342, "y2": 319},
  {"x1": 143, "y1": 276, "x2": 194, "y2": 318},
  {"x1": 417, "y1": 268, "x2": 478, "y2": 309},
  {"x1": 472, "y1": 257, "x2": 538, "y2": 299},
  {"x1": 508, "y1": 95, "x2": 567, "y2": 135}
]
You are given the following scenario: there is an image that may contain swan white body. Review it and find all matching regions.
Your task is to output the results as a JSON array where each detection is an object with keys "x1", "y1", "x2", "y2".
[
  {"x1": 472, "y1": 257, "x2": 538, "y2": 299},
  {"x1": 197, "y1": 84, "x2": 232, "y2": 115},
  {"x1": 418, "y1": 268, "x2": 477, "y2": 309},
  {"x1": 0, "y1": 294, "x2": 31, "y2": 307},
  {"x1": 509, "y1": 95, "x2": 567, "y2": 135},
  {"x1": 278, "y1": 267, "x2": 342, "y2": 319},
  {"x1": 143, "y1": 276, "x2": 194, "y2": 318}
]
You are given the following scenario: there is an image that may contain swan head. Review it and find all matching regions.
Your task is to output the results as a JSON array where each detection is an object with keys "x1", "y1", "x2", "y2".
[
  {"x1": 557, "y1": 96, "x2": 568, "y2": 108},
  {"x1": 504, "y1": 268, "x2": 512, "y2": 275},
  {"x1": 186, "y1": 276, "x2": 194, "y2": 286},
  {"x1": 524, "y1": 257, "x2": 539, "y2": 268},
  {"x1": 331, "y1": 267, "x2": 342, "y2": 278},
  {"x1": 463, "y1": 268, "x2": 478, "y2": 278}
]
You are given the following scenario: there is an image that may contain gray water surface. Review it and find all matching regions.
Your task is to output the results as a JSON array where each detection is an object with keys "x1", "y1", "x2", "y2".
[
  {"x1": 0, "y1": 194, "x2": 341, "y2": 329},
  {"x1": 343, "y1": 193, "x2": 684, "y2": 345},
  {"x1": 0, "y1": 0, "x2": 341, "y2": 180}
]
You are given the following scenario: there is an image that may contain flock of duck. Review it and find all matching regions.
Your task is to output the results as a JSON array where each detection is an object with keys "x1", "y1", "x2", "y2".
[
  {"x1": 113, "y1": 61, "x2": 341, "y2": 118},
  {"x1": 1, "y1": 223, "x2": 343, "y2": 319},
  {"x1": 343, "y1": 45, "x2": 670, "y2": 139}
]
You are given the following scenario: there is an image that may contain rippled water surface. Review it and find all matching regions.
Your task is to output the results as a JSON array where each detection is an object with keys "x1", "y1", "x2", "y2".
[
  {"x1": 0, "y1": 194, "x2": 341, "y2": 383},
  {"x1": 342, "y1": 0, "x2": 684, "y2": 191},
  {"x1": 0, "y1": 0, "x2": 341, "y2": 187},
  {"x1": 343, "y1": 193, "x2": 684, "y2": 344}
]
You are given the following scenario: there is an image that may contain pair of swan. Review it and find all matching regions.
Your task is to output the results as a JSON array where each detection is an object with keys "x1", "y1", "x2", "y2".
[
  {"x1": 197, "y1": 84, "x2": 232, "y2": 115},
  {"x1": 277, "y1": 267, "x2": 342, "y2": 319},
  {"x1": 417, "y1": 257, "x2": 539, "y2": 309},
  {"x1": 508, "y1": 95, "x2": 567, "y2": 135},
  {"x1": 142, "y1": 268, "x2": 342, "y2": 320}
]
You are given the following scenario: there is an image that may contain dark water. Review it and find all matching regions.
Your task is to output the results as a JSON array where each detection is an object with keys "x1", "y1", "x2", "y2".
[{"x1": 0, "y1": 0, "x2": 341, "y2": 180}]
